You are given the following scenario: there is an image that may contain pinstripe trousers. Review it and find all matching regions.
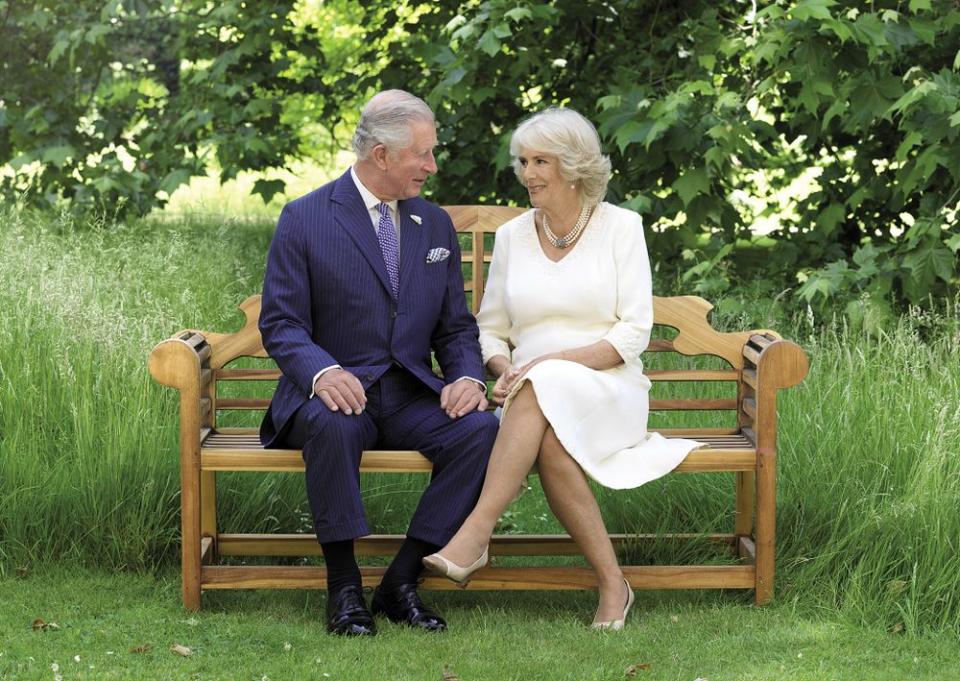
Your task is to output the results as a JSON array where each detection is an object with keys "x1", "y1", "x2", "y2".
[{"x1": 283, "y1": 366, "x2": 499, "y2": 546}]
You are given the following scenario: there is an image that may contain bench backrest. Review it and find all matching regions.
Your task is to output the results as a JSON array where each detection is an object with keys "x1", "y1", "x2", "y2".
[{"x1": 151, "y1": 206, "x2": 808, "y2": 435}]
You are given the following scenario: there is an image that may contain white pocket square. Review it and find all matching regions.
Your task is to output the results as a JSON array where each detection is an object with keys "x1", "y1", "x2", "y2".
[{"x1": 425, "y1": 247, "x2": 450, "y2": 264}]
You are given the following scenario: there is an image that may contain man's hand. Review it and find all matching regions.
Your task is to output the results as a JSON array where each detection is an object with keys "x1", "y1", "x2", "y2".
[
  {"x1": 440, "y1": 379, "x2": 488, "y2": 419},
  {"x1": 314, "y1": 369, "x2": 367, "y2": 415}
]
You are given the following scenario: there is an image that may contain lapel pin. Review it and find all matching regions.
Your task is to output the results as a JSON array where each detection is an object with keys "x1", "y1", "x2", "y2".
[{"x1": 410, "y1": 214, "x2": 422, "y2": 225}]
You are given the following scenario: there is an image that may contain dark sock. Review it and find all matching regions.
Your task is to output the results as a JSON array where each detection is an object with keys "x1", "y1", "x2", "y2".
[
  {"x1": 320, "y1": 539, "x2": 361, "y2": 593},
  {"x1": 380, "y1": 537, "x2": 440, "y2": 589}
]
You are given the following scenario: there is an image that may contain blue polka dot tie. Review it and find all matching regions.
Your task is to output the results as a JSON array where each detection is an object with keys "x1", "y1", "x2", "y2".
[{"x1": 377, "y1": 202, "x2": 400, "y2": 298}]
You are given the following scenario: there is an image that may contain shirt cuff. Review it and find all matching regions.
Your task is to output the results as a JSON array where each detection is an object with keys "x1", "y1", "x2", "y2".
[
  {"x1": 454, "y1": 376, "x2": 487, "y2": 392},
  {"x1": 309, "y1": 364, "x2": 343, "y2": 398}
]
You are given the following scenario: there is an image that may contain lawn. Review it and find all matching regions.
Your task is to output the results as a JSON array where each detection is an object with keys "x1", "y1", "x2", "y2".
[{"x1": 2, "y1": 568, "x2": 957, "y2": 680}]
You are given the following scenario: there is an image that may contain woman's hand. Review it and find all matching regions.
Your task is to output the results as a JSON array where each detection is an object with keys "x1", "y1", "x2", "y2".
[
  {"x1": 490, "y1": 364, "x2": 521, "y2": 405},
  {"x1": 491, "y1": 352, "x2": 568, "y2": 404},
  {"x1": 513, "y1": 352, "x2": 561, "y2": 384}
]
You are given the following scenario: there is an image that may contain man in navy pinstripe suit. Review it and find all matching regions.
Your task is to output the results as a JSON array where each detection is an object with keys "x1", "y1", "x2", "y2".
[{"x1": 259, "y1": 90, "x2": 498, "y2": 636}]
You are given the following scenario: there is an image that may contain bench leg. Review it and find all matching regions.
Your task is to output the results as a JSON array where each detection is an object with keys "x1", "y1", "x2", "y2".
[
  {"x1": 735, "y1": 471, "x2": 755, "y2": 557},
  {"x1": 200, "y1": 471, "x2": 218, "y2": 564},
  {"x1": 181, "y1": 454, "x2": 202, "y2": 611},
  {"x1": 754, "y1": 451, "x2": 776, "y2": 605}
]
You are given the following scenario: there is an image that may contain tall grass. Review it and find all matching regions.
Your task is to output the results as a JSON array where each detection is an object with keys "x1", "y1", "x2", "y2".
[
  {"x1": 0, "y1": 205, "x2": 283, "y2": 569},
  {"x1": 1, "y1": 203, "x2": 957, "y2": 636},
  {"x1": 600, "y1": 306, "x2": 960, "y2": 635}
]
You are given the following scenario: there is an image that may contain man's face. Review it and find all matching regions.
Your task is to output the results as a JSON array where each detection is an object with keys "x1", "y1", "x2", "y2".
[{"x1": 380, "y1": 119, "x2": 438, "y2": 200}]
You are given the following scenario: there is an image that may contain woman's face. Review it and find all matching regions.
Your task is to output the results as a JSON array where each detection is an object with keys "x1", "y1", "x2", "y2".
[{"x1": 516, "y1": 147, "x2": 575, "y2": 211}]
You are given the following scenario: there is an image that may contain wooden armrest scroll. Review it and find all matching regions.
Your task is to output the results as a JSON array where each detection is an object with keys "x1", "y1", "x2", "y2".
[
  {"x1": 752, "y1": 337, "x2": 809, "y2": 391},
  {"x1": 653, "y1": 296, "x2": 780, "y2": 369},
  {"x1": 149, "y1": 333, "x2": 204, "y2": 391},
  {"x1": 185, "y1": 295, "x2": 269, "y2": 369}
]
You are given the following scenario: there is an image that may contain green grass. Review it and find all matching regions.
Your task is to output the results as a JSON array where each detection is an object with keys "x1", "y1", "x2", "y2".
[
  {"x1": 2, "y1": 567, "x2": 958, "y2": 681},
  {"x1": 1, "y1": 201, "x2": 959, "y2": 643}
]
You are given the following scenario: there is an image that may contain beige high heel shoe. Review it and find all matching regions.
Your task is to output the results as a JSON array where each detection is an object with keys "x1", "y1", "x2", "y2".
[
  {"x1": 590, "y1": 579, "x2": 635, "y2": 631},
  {"x1": 422, "y1": 547, "x2": 489, "y2": 586}
]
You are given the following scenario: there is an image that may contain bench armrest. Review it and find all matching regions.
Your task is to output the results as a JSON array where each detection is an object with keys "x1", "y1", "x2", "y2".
[
  {"x1": 149, "y1": 331, "x2": 212, "y2": 444},
  {"x1": 741, "y1": 334, "x2": 809, "y2": 449}
]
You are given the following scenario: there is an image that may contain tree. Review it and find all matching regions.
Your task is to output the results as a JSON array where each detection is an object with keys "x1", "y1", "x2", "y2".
[
  {"x1": 370, "y1": 0, "x2": 959, "y2": 306},
  {"x1": 2, "y1": 0, "x2": 957, "y2": 306},
  {"x1": 0, "y1": 0, "x2": 330, "y2": 214}
]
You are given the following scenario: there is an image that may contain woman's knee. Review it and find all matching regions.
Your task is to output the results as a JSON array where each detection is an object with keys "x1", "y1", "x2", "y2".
[
  {"x1": 504, "y1": 381, "x2": 543, "y2": 421},
  {"x1": 536, "y1": 428, "x2": 571, "y2": 470}
]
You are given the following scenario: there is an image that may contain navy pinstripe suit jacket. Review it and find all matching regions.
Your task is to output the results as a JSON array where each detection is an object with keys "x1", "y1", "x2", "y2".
[{"x1": 258, "y1": 170, "x2": 486, "y2": 447}]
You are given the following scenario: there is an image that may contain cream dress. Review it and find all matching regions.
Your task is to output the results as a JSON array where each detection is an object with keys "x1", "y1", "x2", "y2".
[{"x1": 477, "y1": 202, "x2": 701, "y2": 489}]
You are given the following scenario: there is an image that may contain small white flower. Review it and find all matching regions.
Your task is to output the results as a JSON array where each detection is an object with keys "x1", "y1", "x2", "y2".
[
  {"x1": 74, "y1": 655, "x2": 81, "y2": 662},
  {"x1": 51, "y1": 663, "x2": 60, "y2": 673},
  {"x1": 283, "y1": 642, "x2": 292, "y2": 651},
  {"x1": 410, "y1": 214, "x2": 422, "y2": 225}
]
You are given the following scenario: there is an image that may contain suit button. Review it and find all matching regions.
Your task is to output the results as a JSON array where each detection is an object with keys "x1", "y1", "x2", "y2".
[
  {"x1": 390, "y1": 310, "x2": 398, "y2": 318},
  {"x1": 365, "y1": 374, "x2": 373, "y2": 381}
]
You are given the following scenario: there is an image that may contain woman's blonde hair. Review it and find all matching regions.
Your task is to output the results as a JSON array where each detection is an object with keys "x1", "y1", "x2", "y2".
[{"x1": 510, "y1": 107, "x2": 612, "y2": 206}]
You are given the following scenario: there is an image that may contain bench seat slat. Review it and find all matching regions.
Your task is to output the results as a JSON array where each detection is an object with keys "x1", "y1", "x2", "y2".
[{"x1": 200, "y1": 432, "x2": 756, "y2": 473}]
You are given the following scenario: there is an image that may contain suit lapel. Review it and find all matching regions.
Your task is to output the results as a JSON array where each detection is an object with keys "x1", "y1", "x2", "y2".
[
  {"x1": 398, "y1": 200, "x2": 428, "y2": 300},
  {"x1": 330, "y1": 171, "x2": 394, "y2": 298}
]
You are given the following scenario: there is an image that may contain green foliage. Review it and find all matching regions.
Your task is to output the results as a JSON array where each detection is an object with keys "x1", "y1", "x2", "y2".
[
  {"x1": 0, "y1": 0, "x2": 330, "y2": 214},
  {"x1": 1, "y1": 0, "x2": 958, "y2": 307},
  {"x1": 373, "y1": 0, "x2": 960, "y2": 307}
]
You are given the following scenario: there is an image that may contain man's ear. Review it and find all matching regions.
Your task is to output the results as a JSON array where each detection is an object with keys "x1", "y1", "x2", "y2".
[{"x1": 372, "y1": 144, "x2": 389, "y2": 170}]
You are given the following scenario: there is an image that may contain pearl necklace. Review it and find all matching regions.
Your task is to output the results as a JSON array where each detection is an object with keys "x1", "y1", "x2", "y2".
[{"x1": 541, "y1": 204, "x2": 593, "y2": 249}]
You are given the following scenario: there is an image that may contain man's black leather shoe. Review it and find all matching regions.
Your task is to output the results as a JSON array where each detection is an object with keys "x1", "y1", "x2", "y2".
[
  {"x1": 326, "y1": 584, "x2": 376, "y2": 636},
  {"x1": 371, "y1": 582, "x2": 447, "y2": 632}
]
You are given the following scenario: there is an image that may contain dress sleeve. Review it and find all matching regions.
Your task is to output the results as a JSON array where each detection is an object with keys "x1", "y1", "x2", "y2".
[
  {"x1": 476, "y1": 224, "x2": 513, "y2": 365},
  {"x1": 602, "y1": 210, "x2": 653, "y2": 367}
]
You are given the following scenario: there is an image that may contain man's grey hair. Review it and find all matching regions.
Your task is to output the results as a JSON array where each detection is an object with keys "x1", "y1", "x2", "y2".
[
  {"x1": 510, "y1": 107, "x2": 612, "y2": 206},
  {"x1": 352, "y1": 90, "x2": 435, "y2": 160}
]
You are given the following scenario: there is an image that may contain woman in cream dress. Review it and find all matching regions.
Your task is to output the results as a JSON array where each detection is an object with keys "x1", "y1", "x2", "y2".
[{"x1": 424, "y1": 107, "x2": 700, "y2": 629}]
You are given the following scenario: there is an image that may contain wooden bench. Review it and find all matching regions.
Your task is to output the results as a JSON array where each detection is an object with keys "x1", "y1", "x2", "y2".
[{"x1": 149, "y1": 205, "x2": 809, "y2": 611}]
